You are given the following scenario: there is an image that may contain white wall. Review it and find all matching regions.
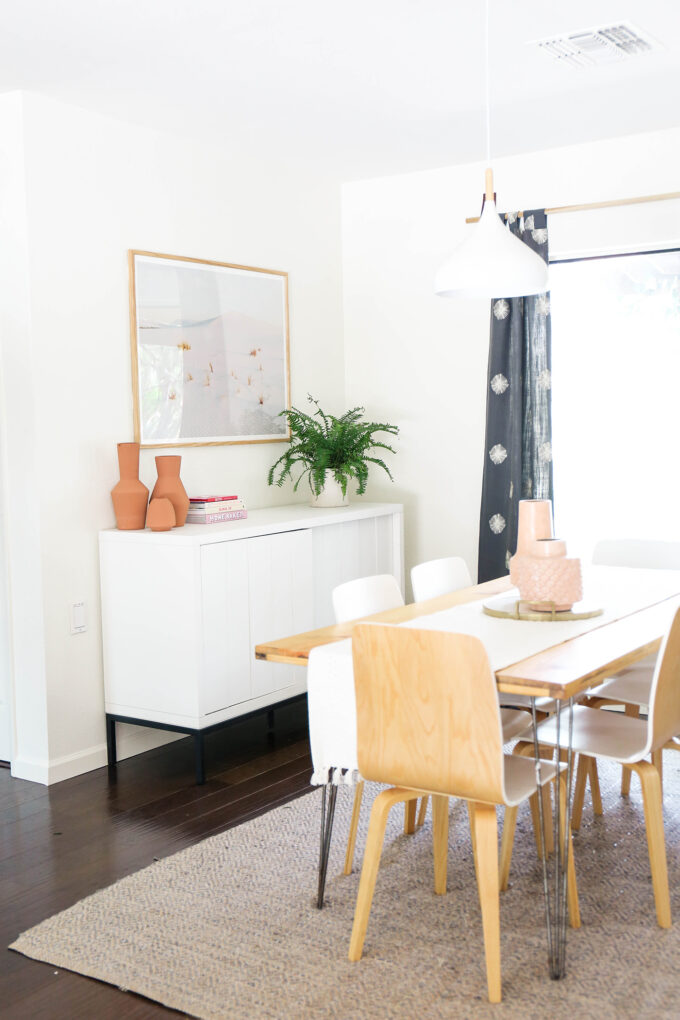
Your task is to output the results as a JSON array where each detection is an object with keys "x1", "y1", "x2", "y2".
[
  {"x1": 0, "y1": 93, "x2": 50, "y2": 773},
  {"x1": 341, "y1": 127, "x2": 680, "y2": 593},
  {"x1": 0, "y1": 91, "x2": 345, "y2": 782}
]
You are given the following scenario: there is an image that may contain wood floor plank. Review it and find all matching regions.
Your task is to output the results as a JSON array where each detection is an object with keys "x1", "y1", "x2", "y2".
[{"x1": 0, "y1": 704, "x2": 312, "y2": 1018}]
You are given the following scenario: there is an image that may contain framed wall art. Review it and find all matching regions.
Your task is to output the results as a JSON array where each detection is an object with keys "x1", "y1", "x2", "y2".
[{"x1": 128, "y1": 250, "x2": 291, "y2": 447}]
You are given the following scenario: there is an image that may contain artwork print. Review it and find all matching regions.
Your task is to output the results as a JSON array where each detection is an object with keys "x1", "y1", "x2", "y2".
[{"x1": 129, "y1": 251, "x2": 290, "y2": 446}]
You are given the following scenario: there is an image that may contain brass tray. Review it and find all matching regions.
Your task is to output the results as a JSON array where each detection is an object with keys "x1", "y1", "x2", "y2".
[{"x1": 482, "y1": 598, "x2": 604, "y2": 622}]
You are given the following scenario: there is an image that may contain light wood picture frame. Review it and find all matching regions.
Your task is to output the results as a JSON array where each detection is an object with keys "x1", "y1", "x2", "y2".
[{"x1": 129, "y1": 250, "x2": 291, "y2": 447}]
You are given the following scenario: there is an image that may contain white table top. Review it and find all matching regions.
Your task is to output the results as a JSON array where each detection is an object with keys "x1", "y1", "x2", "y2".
[{"x1": 307, "y1": 565, "x2": 680, "y2": 784}]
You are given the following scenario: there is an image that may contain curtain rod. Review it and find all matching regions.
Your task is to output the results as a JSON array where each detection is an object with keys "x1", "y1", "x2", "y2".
[{"x1": 465, "y1": 189, "x2": 680, "y2": 224}]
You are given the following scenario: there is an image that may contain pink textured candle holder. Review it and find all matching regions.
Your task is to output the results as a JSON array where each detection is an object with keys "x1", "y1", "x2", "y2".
[
  {"x1": 509, "y1": 500, "x2": 583, "y2": 611},
  {"x1": 513, "y1": 550, "x2": 583, "y2": 612}
]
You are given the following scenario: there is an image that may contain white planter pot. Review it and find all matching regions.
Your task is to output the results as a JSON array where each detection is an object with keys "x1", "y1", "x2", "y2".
[{"x1": 310, "y1": 473, "x2": 349, "y2": 508}]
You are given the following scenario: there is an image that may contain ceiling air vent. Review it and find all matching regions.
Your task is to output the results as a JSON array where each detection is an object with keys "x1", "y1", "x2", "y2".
[{"x1": 536, "y1": 23, "x2": 657, "y2": 69}]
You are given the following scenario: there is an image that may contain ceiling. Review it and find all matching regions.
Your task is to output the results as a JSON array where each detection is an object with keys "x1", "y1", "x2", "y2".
[{"x1": 2, "y1": 0, "x2": 679, "y2": 180}]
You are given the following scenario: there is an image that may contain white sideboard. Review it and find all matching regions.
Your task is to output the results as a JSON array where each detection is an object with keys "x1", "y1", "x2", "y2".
[{"x1": 99, "y1": 502, "x2": 403, "y2": 781}]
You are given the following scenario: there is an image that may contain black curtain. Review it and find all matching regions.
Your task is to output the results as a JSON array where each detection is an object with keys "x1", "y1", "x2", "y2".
[{"x1": 477, "y1": 209, "x2": 553, "y2": 583}]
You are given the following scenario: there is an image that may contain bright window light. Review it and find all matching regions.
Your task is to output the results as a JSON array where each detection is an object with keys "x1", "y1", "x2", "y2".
[{"x1": 550, "y1": 248, "x2": 680, "y2": 562}]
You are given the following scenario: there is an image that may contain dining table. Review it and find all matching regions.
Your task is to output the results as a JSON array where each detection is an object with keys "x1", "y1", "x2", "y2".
[{"x1": 254, "y1": 564, "x2": 680, "y2": 980}]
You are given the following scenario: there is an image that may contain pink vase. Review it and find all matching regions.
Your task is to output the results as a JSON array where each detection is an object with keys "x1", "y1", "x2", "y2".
[
  {"x1": 151, "y1": 456, "x2": 190, "y2": 527},
  {"x1": 508, "y1": 499, "x2": 554, "y2": 585},
  {"x1": 509, "y1": 499, "x2": 582, "y2": 611}
]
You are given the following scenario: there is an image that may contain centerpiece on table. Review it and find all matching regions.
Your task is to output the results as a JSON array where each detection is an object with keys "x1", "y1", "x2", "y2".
[{"x1": 267, "y1": 395, "x2": 398, "y2": 508}]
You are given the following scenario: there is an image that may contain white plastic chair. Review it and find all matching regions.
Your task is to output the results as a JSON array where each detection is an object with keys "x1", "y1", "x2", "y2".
[
  {"x1": 332, "y1": 573, "x2": 405, "y2": 624},
  {"x1": 410, "y1": 556, "x2": 472, "y2": 602},
  {"x1": 528, "y1": 605, "x2": 680, "y2": 928}
]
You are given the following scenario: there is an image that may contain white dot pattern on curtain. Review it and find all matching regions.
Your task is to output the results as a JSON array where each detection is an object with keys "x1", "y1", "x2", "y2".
[{"x1": 477, "y1": 208, "x2": 553, "y2": 583}]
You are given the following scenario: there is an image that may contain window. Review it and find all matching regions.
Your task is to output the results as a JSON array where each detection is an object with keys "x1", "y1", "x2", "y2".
[{"x1": 550, "y1": 248, "x2": 680, "y2": 560}]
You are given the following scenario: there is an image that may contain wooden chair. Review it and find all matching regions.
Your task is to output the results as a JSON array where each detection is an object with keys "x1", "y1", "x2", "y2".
[
  {"x1": 334, "y1": 574, "x2": 534, "y2": 875},
  {"x1": 348, "y1": 624, "x2": 579, "y2": 1004},
  {"x1": 527, "y1": 605, "x2": 680, "y2": 928},
  {"x1": 410, "y1": 553, "x2": 555, "y2": 845},
  {"x1": 331, "y1": 574, "x2": 419, "y2": 873}
]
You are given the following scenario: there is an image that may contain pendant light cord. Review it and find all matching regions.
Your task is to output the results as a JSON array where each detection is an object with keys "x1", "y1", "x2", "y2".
[{"x1": 485, "y1": 0, "x2": 491, "y2": 165}]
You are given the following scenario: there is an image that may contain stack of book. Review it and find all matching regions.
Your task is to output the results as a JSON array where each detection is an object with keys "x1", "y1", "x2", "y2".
[{"x1": 186, "y1": 495, "x2": 247, "y2": 524}]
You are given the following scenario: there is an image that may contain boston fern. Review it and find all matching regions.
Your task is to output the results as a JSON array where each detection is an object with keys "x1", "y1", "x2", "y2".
[{"x1": 268, "y1": 395, "x2": 398, "y2": 498}]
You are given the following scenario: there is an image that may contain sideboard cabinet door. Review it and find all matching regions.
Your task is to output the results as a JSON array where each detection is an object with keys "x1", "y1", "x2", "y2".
[
  {"x1": 200, "y1": 539, "x2": 252, "y2": 716},
  {"x1": 249, "y1": 529, "x2": 314, "y2": 698},
  {"x1": 200, "y1": 528, "x2": 313, "y2": 715}
]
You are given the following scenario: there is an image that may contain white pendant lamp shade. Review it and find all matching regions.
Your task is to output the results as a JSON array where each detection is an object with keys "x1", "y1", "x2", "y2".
[{"x1": 434, "y1": 172, "x2": 549, "y2": 299}]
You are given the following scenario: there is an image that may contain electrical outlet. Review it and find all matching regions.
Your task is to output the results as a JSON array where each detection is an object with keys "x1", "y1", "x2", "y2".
[{"x1": 70, "y1": 601, "x2": 87, "y2": 634}]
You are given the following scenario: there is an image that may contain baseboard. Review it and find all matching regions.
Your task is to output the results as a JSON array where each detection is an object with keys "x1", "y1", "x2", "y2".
[{"x1": 11, "y1": 726, "x2": 183, "y2": 786}]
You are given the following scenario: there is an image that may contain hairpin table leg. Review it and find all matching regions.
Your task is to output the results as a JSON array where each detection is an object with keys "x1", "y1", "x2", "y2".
[
  {"x1": 317, "y1": 782, "x2": 338, "y2": 909},
  {"x1": 532, "y1": 696, "x2": 574, "y2": 979}
]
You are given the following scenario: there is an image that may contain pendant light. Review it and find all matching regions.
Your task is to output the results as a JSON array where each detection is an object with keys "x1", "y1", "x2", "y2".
[{"x1": 434, "y1": 0, "x2": 549, "y2": 300}]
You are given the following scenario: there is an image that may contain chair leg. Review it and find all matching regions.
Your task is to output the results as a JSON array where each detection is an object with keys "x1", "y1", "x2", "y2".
[
  {"x1": 512, "y1": 740, "x2": 548, "y2": 857},
  {"x1": 588, "y1": 757, "x2": 603, "y2": 816},
  {"x1": 541, "y1": 782, "x2": 554, "y2": 854},
  {"x1": 343, "y1": 780, "x2": 364, "y2": 875},
  {"x1": 629, "y1": 760, "x2": 671, "y2": 928},
  {"x1": 467, "y1": 801, "x2": 479, "y2": 882},
  {"x1": 499, "y1": 805, "x2": 518, "y2": 891},
  {"x1": 529, "y1": 792, "x2": 544, "y2": 858},
  {"x1": 432, "y1": 795, "x2": 449, "y2": 895},
  {"x1": 349, "y1": 788, "x2": 419, "y2": 961},
  {"x1": 621, "y1": 704, "x2": 640, "y2": 795},
  {"x1": 571, "y1": 755, "x2": 589, "y2": 832},
  {"x1": 652, "y1": 749, "x2": 663, "y2": 796},
  {"x1": 470, "y1": 802, "x2": 502, "y2": 1004},
  {"x1": 404, "y1": 798, "x2": 417, "y2": 834},
  {"x1": 417, "y1": 795, "x2": 429, "y2": 827},
  {"x1": 558, "y1": 773, "x2": 581, "y2": 929}
]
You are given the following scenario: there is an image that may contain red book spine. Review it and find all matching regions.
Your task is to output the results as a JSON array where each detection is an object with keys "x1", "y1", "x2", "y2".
[{"x1": 189, "y1": 495, "x2": 238, "y2": 503}]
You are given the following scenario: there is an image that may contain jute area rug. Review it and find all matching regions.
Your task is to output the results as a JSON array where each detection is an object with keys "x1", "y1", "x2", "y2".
[{"x1": 11, "y1": 758, "x2": 680, "y2": 1019}]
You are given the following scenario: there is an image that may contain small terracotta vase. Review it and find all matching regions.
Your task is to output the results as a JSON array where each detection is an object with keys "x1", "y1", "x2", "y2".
[
  {"x1": 111, "y1": 442, "x2": 149, "y2": 530},
  {"x1": 151, "y1": 455, "x2": 190, "y2": 526},
  {"x1": 147, "y1": 497, "x2": 176, "y2": 532},
  {"x1": 509, "y1": 499, "x2": 554, "y2": 585}
]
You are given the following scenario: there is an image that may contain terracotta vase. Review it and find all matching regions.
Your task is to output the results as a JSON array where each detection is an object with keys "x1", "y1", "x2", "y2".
[
  {"x1": 147, "y1": 497, "x2": 176, "y2": 532},
  {"x1": 111, "y1": 442, "x2": 149, "y2": 530},
  {"x1": 508, "y1": 499, "x2": 554, "y2": 585},
  {"x1": 151, "y1": 455, "x2": 190, "y2": 526}
]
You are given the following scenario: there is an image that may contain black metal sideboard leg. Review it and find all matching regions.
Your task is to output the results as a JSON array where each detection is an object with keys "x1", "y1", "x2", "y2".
[
  {"x1": 106, "y1": 716, "x2": 117, "y2": 768},
  {"x1": 194, "y1": 732, "x2": 206, "y2": 785}
]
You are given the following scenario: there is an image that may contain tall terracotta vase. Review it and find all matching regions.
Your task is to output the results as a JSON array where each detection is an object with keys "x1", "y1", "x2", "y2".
[
  {"x1": 111, "y1": 442, "x2": 149, "y2": 530},
  {"x1": 151, "y1": 455, "x2": 190, "y2": 527}
]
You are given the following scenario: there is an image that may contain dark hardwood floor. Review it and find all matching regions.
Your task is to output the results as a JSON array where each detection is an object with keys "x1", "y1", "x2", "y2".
[{"x1": 1, "y1": 700, "x2": 313, "y2": 1019}]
